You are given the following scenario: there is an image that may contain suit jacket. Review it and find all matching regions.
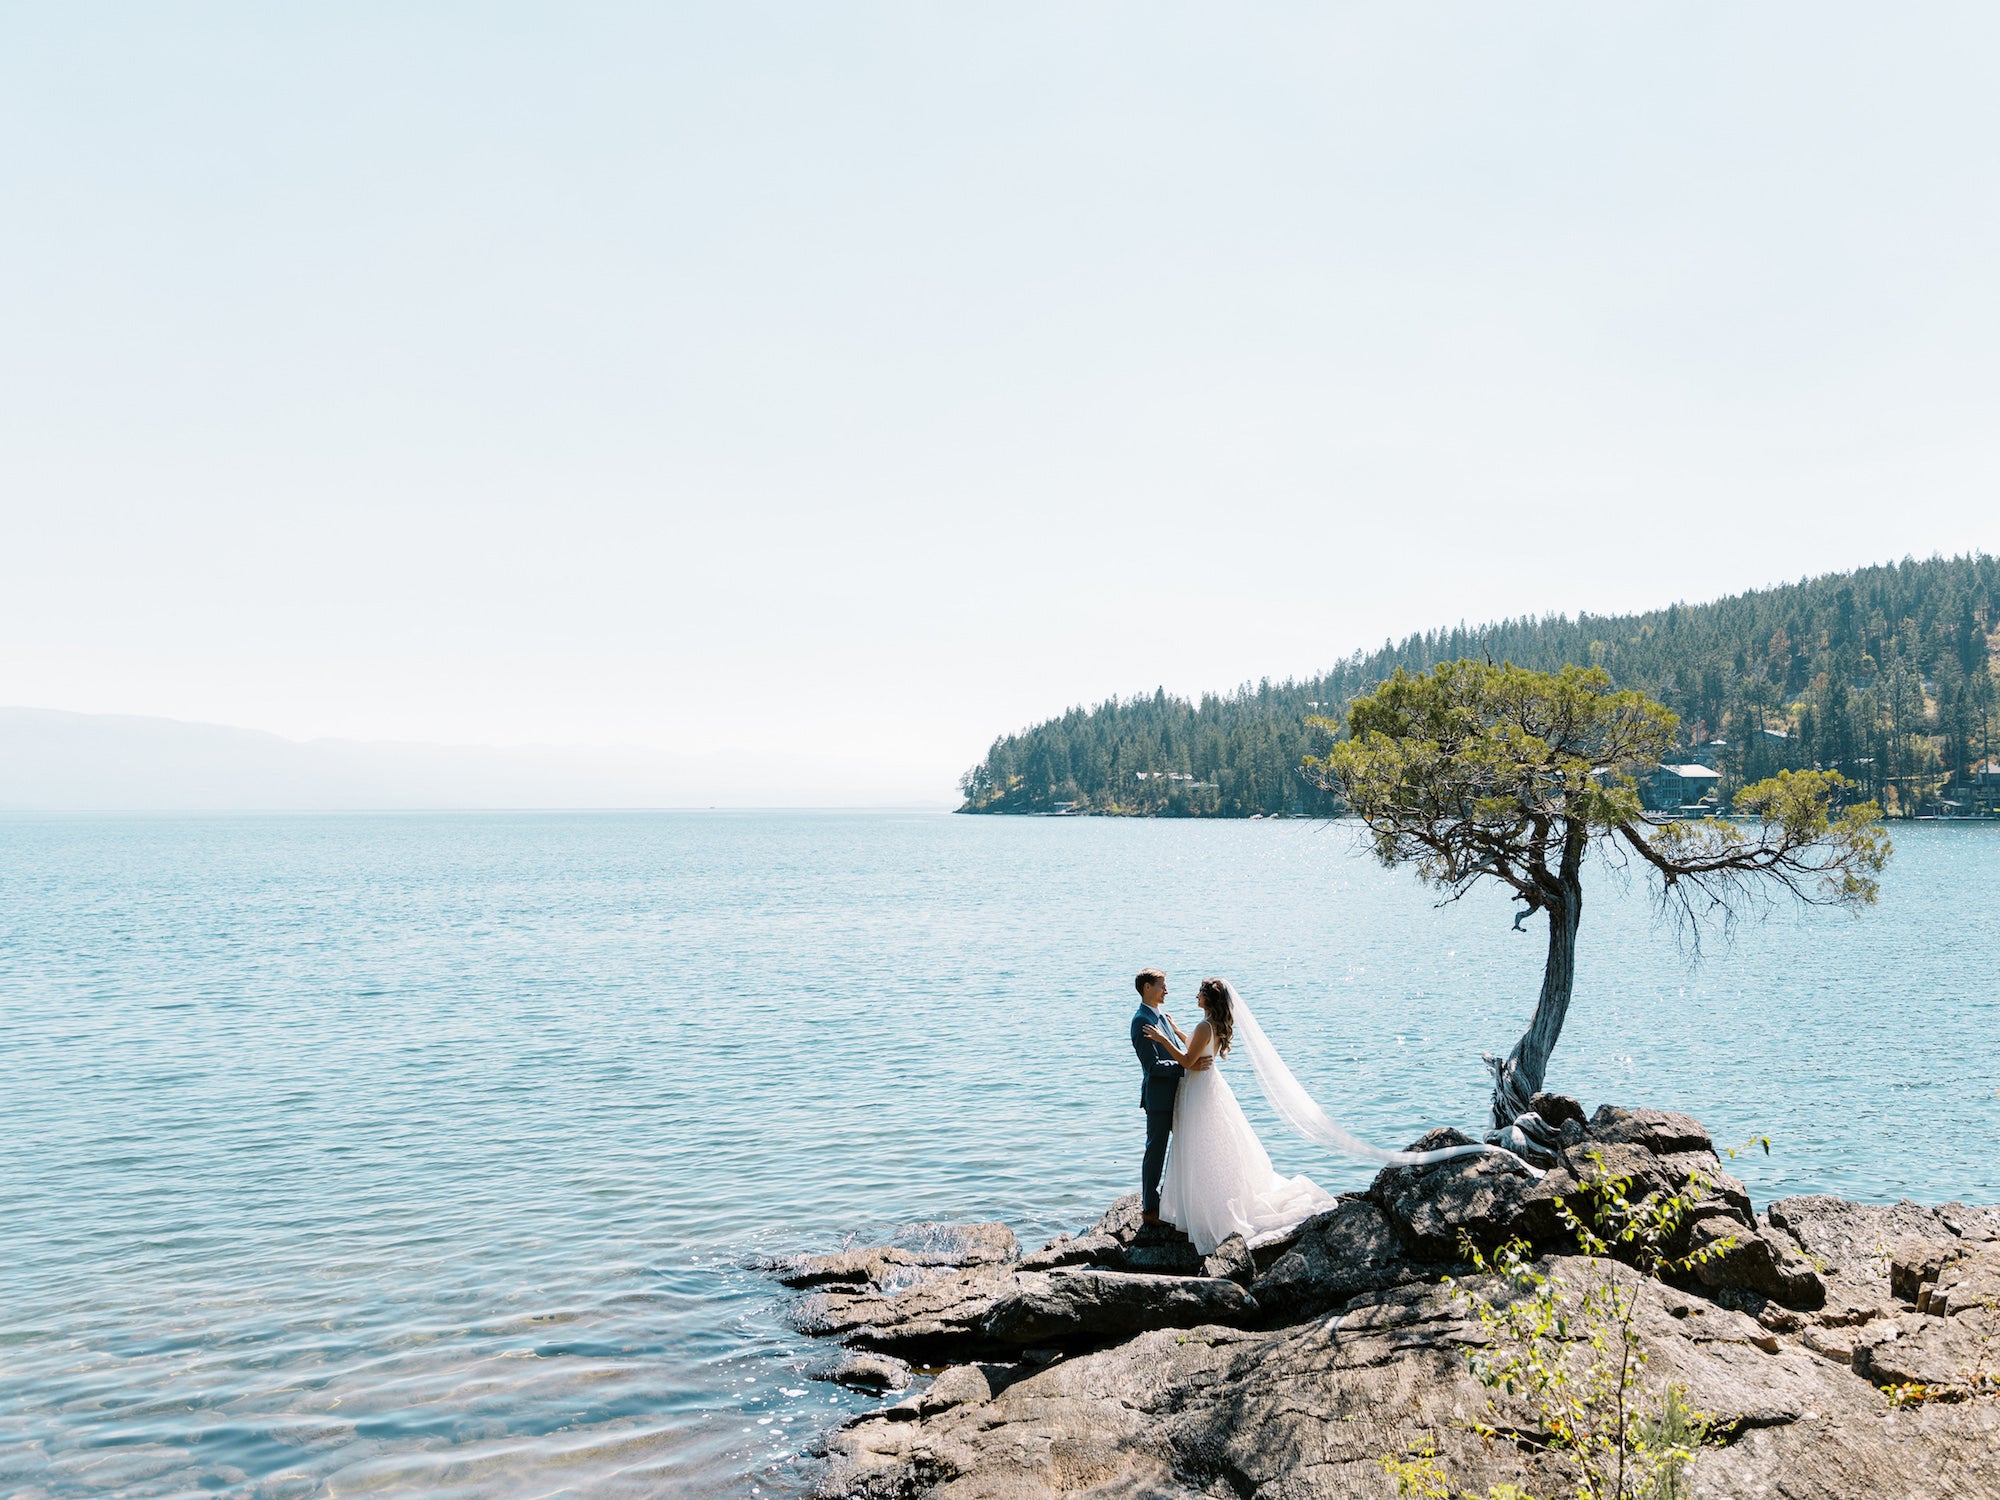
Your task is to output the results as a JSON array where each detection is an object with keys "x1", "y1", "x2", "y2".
[{"x1": 1132, "y1": 1008, "x2": 1184, "y2": 1114}]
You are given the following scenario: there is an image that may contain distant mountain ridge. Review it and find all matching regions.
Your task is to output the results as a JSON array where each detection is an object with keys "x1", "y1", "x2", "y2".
[
  {"x1": 0, "y1": 708, "x2": 931, "y2": 810},
  {"x1": 958, "y1": 554, "x2": 2000, "y2": 818}
]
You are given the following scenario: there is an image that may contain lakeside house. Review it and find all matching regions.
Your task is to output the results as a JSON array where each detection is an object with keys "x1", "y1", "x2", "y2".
[
  {"x1": 1906, "y1": 760, "x2": 2000, "y2": 819},
  {"x1": 1962, "y1": 759, "x2": 2000, "y2": 816},
  {"x1": 1642, "y1": 762, "x2": 1724, "y2": 814}
]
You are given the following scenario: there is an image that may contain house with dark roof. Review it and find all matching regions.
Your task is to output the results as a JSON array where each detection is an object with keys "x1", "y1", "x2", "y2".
[{"x1": 1641, "y1": 762, "x2": 1725, "y2": 813}]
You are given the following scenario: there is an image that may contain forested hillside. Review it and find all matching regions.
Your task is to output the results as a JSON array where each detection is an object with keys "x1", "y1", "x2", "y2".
[{"x1": 957, "y1": 555, "x2": 2000, "y2": 818}]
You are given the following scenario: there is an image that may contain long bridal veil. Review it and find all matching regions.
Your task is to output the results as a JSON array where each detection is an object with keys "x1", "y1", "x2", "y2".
[{"x1": 1223, "y1": 982, "x2": 1530, "y2": 1171}]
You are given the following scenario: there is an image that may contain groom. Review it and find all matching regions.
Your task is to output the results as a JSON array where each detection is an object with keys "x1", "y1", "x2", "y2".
[{"x1": 1131, "y1": 967, "x2": 1211, "y2": 1226}]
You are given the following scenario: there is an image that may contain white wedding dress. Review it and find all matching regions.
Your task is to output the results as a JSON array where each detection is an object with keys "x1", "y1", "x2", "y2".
[
  {"x1": 1155, "y1": 982, "x2": 1524, "y2": 1255},
  {"x1": 1158, "y1": 1028, "x2": 1338, "y2": 1254}
]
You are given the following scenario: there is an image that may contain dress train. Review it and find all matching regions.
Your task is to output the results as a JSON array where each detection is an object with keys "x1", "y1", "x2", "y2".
[{"x1": 1158, "y1": 1034, "x2": 1336, "y2": 1255}]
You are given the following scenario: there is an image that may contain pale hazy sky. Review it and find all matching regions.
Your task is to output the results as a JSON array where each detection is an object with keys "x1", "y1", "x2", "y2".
[{"x1": 4, "y1": 4, "x2": 1997, "y2": 801}]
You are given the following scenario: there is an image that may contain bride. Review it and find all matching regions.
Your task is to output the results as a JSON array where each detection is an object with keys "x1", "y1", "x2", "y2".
[
  {"x1": 1144, "y1": 977, "x2": 1336, "y2": 1253},
  {"x1": 1144, "y1": 976, "x2": 1507, "y2": 1255}
]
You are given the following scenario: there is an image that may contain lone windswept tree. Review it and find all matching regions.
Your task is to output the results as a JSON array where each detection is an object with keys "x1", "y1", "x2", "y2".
[{"x1": 1307, "y1": 661, "x2": 1891, "y2": 1131}]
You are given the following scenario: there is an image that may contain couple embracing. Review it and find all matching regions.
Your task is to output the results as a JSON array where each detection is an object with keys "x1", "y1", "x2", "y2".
[
  {"x1": 1129, "y1": 967, "x2": 1508, "y2": 1254},
  {"x1": 1129, "y1": 967, "x2": 1336, "y2": 1253}
]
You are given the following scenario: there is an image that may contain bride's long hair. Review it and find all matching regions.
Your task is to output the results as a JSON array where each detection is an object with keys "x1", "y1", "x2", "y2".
[{"x1": 1196, "y1": 977, "x2": 1235, "y2": 1058}]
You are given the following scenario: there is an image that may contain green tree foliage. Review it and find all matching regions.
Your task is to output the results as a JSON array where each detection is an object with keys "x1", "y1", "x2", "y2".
[
  {"x1": 1311, "y1": 662, "x2": 1889, "y2": 1123},
  {"x1": 957, "y1": 554, "x2": 2000, "y2": 817}
]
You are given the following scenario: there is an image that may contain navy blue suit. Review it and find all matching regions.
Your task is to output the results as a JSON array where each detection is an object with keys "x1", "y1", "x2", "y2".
[{"x1": 1132, "y1": 1005, "x2": 1183, "y2": 1217}]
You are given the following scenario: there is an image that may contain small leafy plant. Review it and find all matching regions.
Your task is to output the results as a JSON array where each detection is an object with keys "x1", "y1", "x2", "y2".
[{"x1": 1382, "y1": 1151, "x2": 1737, "y2": 1500}]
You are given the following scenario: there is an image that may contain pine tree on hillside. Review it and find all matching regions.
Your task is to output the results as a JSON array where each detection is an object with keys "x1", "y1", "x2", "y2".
[{"x1": 957, "y1": 554, "x2": 2000, "y2": 818}]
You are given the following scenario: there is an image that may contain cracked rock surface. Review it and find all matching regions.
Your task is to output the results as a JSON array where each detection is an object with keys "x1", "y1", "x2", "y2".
[{"x1": 777, "y1": 1103, "x2": 2000, "y2": 1499}]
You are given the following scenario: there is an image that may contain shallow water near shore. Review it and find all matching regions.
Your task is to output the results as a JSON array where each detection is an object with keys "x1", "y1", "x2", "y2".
[{"x1": 2, "y1": 811, "x2": 1996, "y2": 1496}]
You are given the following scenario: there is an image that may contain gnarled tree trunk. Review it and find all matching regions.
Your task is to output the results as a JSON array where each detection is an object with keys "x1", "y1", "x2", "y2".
[{"x1": 1487, "y1": 871, "x2": 1583, "y2": 1128}]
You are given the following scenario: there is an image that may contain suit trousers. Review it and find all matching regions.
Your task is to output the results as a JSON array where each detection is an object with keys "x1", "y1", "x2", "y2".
[{"x1": 1141, "y1": 1105, "x2": 1175, "y2": 1216}]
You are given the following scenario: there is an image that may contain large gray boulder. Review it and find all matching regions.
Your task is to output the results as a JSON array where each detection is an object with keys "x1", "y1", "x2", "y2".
[
  {"x1": 1366, "y1": 1109, "x2": 1751, "y2": 1258},
  {"x1": 1365, "y1": 1105, "x2": 1827, "y2": 1311},
  {"x1": 1367, "y1": 1128, "x2": 1567, "y2": 1258},
  {"x1": 1566, "y1": 1106, "x2": 1757, "y2": 1225},
  {"x1": 1567, "y1": 1107, "x2": 1825, "y2": 1311},
  {"x1": 1582, "y1": 1103, "x2": 1715, "y2": 1155},
  {"x1": 1248, "y1": 1198, "x2": 1414, "y2": 1324},
  {"x1": 1688, "y1": 1216, "x2": 1827, "y2": 1310},
  {"x1": 980, "y1": 1268, "x2": 1255, "y2": 1348},
  {"x1": 781, "y1": 1221, "x2": 1029, "y2": 1358}
]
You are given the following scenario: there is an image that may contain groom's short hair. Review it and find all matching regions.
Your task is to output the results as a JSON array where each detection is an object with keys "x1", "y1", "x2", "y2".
[{"x1": 1134, "y1": 967, "x2": 1165, "y2": 996}]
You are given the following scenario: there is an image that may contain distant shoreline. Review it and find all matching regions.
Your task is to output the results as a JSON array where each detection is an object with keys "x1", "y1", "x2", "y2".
[
  {"x1": 957, "y1": 806, "x2": 1322, "y2": 819},
  {"x1": 957, "y1": 804, "x2": 2000, "y2": 824}
]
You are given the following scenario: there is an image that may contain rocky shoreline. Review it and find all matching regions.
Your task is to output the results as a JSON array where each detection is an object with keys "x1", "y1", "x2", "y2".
[{"x1": 768, "y1": 1102, "x2": 2000, "y2": 1499}]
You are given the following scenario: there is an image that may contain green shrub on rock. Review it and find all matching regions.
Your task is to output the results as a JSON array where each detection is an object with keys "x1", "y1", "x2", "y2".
[{"x1": 1382, "y1": 1153, "x2": 1737, "y2": 1500}]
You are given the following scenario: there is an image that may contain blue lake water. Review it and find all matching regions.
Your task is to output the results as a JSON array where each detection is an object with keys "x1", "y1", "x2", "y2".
[{"x1": 2, "y1": 811, "x2": 1996, "y2": 1496}]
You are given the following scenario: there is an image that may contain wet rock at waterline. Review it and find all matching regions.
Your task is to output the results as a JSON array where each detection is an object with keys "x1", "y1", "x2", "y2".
[
  {"x1": 807, "y1": 1353, "x2": 912, "y2": 1393},
  {"x1": 770, "y1": 1221, "x2": 1020, "y2": 1290}
]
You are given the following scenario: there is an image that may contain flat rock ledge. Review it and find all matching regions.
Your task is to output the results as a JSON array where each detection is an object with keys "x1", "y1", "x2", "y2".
[{"x1": 773, "y1": 1103, "x2": 2000, "y2": 1499}]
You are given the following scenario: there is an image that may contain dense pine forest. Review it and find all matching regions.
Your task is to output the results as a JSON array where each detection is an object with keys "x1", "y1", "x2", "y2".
[{"x1": 957, "y1": 555, "x2": 2000, "y2": 819}]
